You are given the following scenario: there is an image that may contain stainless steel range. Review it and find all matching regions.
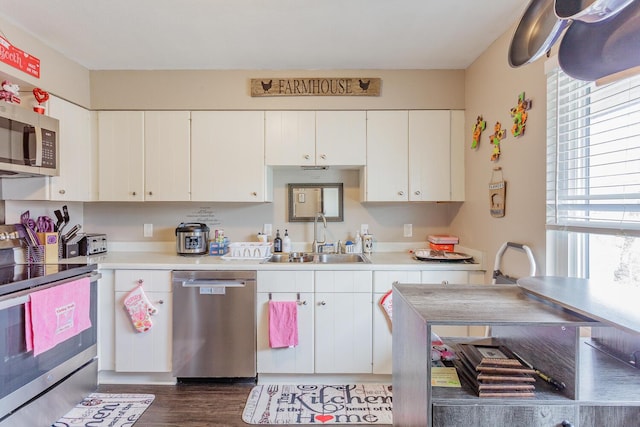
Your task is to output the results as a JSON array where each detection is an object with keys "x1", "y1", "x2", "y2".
[{"x1": 0, "y1": 225, "x2": 100, "y2": 426}]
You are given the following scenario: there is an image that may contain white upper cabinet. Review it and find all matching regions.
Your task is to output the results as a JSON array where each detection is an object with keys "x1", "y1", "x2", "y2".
[
  {"x1": 143, "y1": 111, "x2": 191, "y2": 201},
  {"x1": 365, "y1": 111, "x2": 409, "y2": 201},
  {"x1": 97, "y1": 111, "x2": 145, "y2": 201},
  {"x1": 265, "y1": 110, "x2": 366, "y2": 167},
  {"x1": 409, "y1": 110, "x2": 450, "y2": 201},
  {"x1": 364, "y1": 110, "x2": 465, "y2": 202},
  {"x1": 97, "y1": 111, "x2": 190, "y2": 201},
  {"x1": 191, "y1": 111, "x2": 267, "y2": 202},
  {"x1": 48, "y1": 96, "x2": 97, "y2": 201},
  {"x1": 265, "y1": 111, "x2": 316, "y2": 166},
  {"x1": 315, "y1": 111, "x2": 367, "y2": 166}
]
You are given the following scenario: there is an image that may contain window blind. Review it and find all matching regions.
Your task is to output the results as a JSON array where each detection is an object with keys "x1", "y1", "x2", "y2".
[{"x1": 546, "y1": 68, "x2": 640, "y2": 236}]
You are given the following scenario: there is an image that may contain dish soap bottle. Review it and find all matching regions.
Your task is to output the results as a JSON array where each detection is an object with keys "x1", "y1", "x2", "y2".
[
  {"x1": 273, "y1": 229, "x2": 282, "y2": 252},
  {"x1": 283, "y1": 229, "x2": 292, "y2": 253},
  {"x1": 354, "y1": 231, "x2": 363, "y2": 253}
]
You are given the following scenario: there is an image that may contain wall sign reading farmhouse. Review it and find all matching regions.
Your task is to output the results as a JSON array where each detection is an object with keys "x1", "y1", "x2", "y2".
[{"x1": 250, "y1": 78, "x2": 381, "y2": 97}]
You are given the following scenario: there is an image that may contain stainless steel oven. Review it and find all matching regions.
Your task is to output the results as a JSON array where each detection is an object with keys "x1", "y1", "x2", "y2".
[{"x1": 0, "y1": 264, "x2": 99, "y2": 426}]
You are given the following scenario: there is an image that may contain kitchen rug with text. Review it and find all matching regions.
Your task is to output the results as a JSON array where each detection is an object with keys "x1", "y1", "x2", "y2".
[
  {"x1": 52, "y1": 393, "x2": 155, "y2": 427},
  {"x1": 242, "y1": 384, "x2": 392, "y2": 425}
]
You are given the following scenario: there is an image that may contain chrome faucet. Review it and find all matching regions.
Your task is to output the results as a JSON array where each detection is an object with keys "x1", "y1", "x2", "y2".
[{"x1": 312, "y1": 212, "x2": 327, "y2": 253}]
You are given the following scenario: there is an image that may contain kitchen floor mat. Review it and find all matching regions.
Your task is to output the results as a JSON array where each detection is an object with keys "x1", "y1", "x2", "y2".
[
  {"x1": 52, "y1": 393, "x2": 155, "y2": 427},
  {"x1": 242, "y1": 384, "x2": 392, "y2": 425}
]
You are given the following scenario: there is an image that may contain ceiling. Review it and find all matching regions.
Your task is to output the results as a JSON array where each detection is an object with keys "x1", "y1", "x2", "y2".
[{"x1": 0, "y1": 0, "x2": 528, "y2": 71}]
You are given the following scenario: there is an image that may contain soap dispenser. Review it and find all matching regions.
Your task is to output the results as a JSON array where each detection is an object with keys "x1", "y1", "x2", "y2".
[
  {"x1": 354, "y1": 232, "x2": 363, "y2": 253},
  {"x1": 283, "y1": 229, "x2": 292, "y2": 253}
]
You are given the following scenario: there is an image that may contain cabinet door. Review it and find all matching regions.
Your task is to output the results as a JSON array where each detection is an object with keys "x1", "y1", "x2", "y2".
[
  {"x1": 98, "y1": 111, "x2": 145, "y2": 201},
  {"x1": 372, "y1": 271, "x2": 420, "y2": 375},
  {"x1": 191, "y1": 111, "x2": 266, "y2": 201},
  {"x1": 48, "y1": 96, "x2": 96, "y2": 201},
  {"x1": 315, "y1": 291, "x2": 372, "y2": 373},
  {"x1": 114, "y1": 270, "x2": 172, "y2": 372},
  {"x1": 408, "y1": 110, "x2": 451, "y2": 201},
  {"x1": 257, "y1": 292, "x2": 314, "y2": 374},
  {"x1": 316, "y1": 111, "x2": 366, "y2": 166},
  {"x1": 450, "y1": 110, "x2": 465, "y2": 201},
  {"x1": 365, "y1": 111, "x2": 409, "y2": 201},
  {"x1": 114, "y1": 290, "x2": 172, "y2": 372},
  {"x1": 315, "y1": 270, "x2": 372, "y2": 373},
  {"x1": 144, "y1": 111, "x2": 190, "y2": 201},
  {"x1": 265, "y1": 111, "x2": 316, "y2": 166}
]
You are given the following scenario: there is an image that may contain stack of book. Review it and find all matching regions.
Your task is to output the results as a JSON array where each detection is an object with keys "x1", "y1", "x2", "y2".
[
  {"x1": 427, "y1": 234, "x2": 459, "y2": 252},
  {"x1": 454, "y1": 343, "x2": 537, "y2": 398}
]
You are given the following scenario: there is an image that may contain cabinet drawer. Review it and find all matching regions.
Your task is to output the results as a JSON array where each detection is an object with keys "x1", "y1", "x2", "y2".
[
  {"x1": 421, "y1": 270, "x2": 468, "y2": 285},
  {"x1": 257, "y1": 271, "x2": 314, "y2": 293},
  {"x1": 373, "y1": 270, "x2": 420, "y2": 293},
  {"x1": 115, "y1": 270, "x2": 172, "y2": 292},
  {"x1": 432, "y1": 404, "x2": 577, "y2": 427},
  {"x1": 315, "y1": 270, "x2": 372, "y2": 293}
]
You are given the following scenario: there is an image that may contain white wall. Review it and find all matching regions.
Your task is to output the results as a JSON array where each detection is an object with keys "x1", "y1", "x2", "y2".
[{"x1": 452, "y1": 25, "x2": 548, "y2": 280}]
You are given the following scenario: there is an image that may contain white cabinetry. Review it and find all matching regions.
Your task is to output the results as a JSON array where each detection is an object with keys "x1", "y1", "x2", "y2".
[
  {"x1": 315, "y1": 111, "x2": 366, "y2": 166},
  {"x1": 143, "y1": 111, "x2": 191, "y2": 201},
  {"x1": 365, "y1": 111, "x2": 409, "y2": 201},
  {"x1": 265, "y1": 110, "x2": 366, "y2": 167},
  {"x1": 363, "y1": 110, "x2": 465, "y2": 202},
  {"x1": 409, "y1": 110, "x2": 465, "y2": 201},
  {"x1": 372, "y1": 270, "x2": 420, "y2": 374},
  {"x1": 48, "y1": 96, "x2": 97, "y2": 201},
  {"x1": 97, "y1": 111, "x2": 144, "y2": 201},
  {"x1": 257, "y1": 271, "x2": 314, "y2": 374},
  {"x1": 97, "y1": 111, "x2": 190, "y2": 201},
  {"x1": 314, "y1": 270, "x2": 372, "y2": 373},
  {"x1": 191, "y1": 111, "x2": 269, "y2": 202},
  {"x1": 114, "y1": 270, "x2": 172, "y2": 373},
  {"x1": 265, "y1": 111, "x2": 316, "y2": 166}
]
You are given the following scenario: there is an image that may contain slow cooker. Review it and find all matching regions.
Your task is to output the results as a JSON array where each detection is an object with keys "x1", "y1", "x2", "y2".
[{"x1": 175, "y1": 223, "x2": 210, "y2": 256}]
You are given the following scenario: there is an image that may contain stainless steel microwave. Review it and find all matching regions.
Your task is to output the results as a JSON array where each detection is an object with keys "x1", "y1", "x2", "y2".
[{"x1": 0, "y1": 103, "x2": 59, "y2": 177}]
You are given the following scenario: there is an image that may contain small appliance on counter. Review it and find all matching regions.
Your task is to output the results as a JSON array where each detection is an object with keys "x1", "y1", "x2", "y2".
[
  {"x1": 78, "y1": 233, "x2": 108, "y2": 256},
  {"x1": 175, "y1": 223, "x2": 210, "y2": 256}
]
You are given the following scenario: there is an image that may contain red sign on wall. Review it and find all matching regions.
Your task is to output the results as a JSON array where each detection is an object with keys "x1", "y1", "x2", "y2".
[{"x1": 0, "y1": 35, "x2": 40, "y2": 79}]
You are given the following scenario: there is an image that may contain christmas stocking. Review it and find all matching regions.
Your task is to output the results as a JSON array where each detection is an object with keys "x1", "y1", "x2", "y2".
[{"x1": 123, "y1": 285, "x2": 158, "y2": 333}]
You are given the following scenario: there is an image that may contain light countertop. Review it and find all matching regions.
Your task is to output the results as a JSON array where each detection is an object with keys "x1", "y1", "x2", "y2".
[{"x1": 62, "y1": 245, "x2": 486, "y2": 272}]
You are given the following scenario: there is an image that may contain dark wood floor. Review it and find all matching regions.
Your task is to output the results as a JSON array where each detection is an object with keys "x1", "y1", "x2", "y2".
[{"x1": 97, "y1": 383, "x2": 392, "y2": 427}]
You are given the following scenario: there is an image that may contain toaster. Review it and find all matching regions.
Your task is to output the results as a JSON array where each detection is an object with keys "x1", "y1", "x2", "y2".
[{"x1": 79, "y1": 233, "x2": 107, "y2": 255}]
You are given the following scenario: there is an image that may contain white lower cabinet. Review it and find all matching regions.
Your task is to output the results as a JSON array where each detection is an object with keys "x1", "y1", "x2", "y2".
[
  {"x1": 372, "y1": 271, "x2": 420, "y2": 374},
  {"x1": 257, "y1": 271, "x2": 315, "y2": 374},
  {"x1": 314, "y1": 271, "x2": 373, "y2": 374},
  {"x1": 114, "y1": 270, "x2": 172, "y2": 373}
]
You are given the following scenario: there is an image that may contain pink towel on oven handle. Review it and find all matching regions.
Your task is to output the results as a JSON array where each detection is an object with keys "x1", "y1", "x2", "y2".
[
  {"x1": 25, "y1": 277, "x2": 92, "y2": 356},
  {"x1": 268, "y1": 300, "x2": 298, "y2": 348}
]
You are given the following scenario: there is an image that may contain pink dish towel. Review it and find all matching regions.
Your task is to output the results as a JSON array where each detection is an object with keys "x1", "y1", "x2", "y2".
[
  {"x1": 268, "y1": 300, "x2": 298, "y2": 348},
  {"x1": 25, "y1": 277, "x2": 92, "y2": 356}
]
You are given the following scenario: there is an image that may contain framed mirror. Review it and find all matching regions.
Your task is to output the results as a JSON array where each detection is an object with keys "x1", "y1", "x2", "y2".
[{"x1": 288, "y1": 183, "x2": 344, "y2": 222}]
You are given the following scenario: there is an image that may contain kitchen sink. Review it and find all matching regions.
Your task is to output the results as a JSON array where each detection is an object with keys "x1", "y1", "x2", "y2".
[
  {"x1": 315, "y1": 253, "x2": 370, "y2": 263},
  {"x1": 263, "y1": 253, "x2": 370, "y2": 264}
]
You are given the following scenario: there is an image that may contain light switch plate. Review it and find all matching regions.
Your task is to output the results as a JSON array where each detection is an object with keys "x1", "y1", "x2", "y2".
[
  {"x1": 143, "y1": 223, "x2": 153, "y2": 237},
  {"x1": 263, "y1": 223, "x2": 272, "y2": 236},
  {"x1": 404, "y1": 224, "x2": 413, "y2": 237},
  {"x1": 361, "y1": 224, "x2": 369, "y2": 235}
]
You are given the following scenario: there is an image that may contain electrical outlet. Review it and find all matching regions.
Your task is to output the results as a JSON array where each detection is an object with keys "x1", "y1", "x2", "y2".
[
  {"x1": 361, "y1": 224, "x2": 369, "y2": 235},
  {"x1": 143, "y1": 223, "x2": 153, "y2": 237},
  {"x1": 263, "y1": 223, "x2": 272, "y2": 236},
  {"x1": 404, "y1": 224, "x2": 413, "y2": 237}
]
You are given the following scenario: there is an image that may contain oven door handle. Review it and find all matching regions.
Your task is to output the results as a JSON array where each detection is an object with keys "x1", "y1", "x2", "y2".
[{"x1": 0, "y1": 294, "x2": 30, "y2": 310}]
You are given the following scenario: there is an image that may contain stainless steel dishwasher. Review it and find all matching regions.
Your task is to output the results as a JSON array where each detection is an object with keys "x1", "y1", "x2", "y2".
[{"x1": 172, "y1": 270, "x2": 256, "y2": 380}]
